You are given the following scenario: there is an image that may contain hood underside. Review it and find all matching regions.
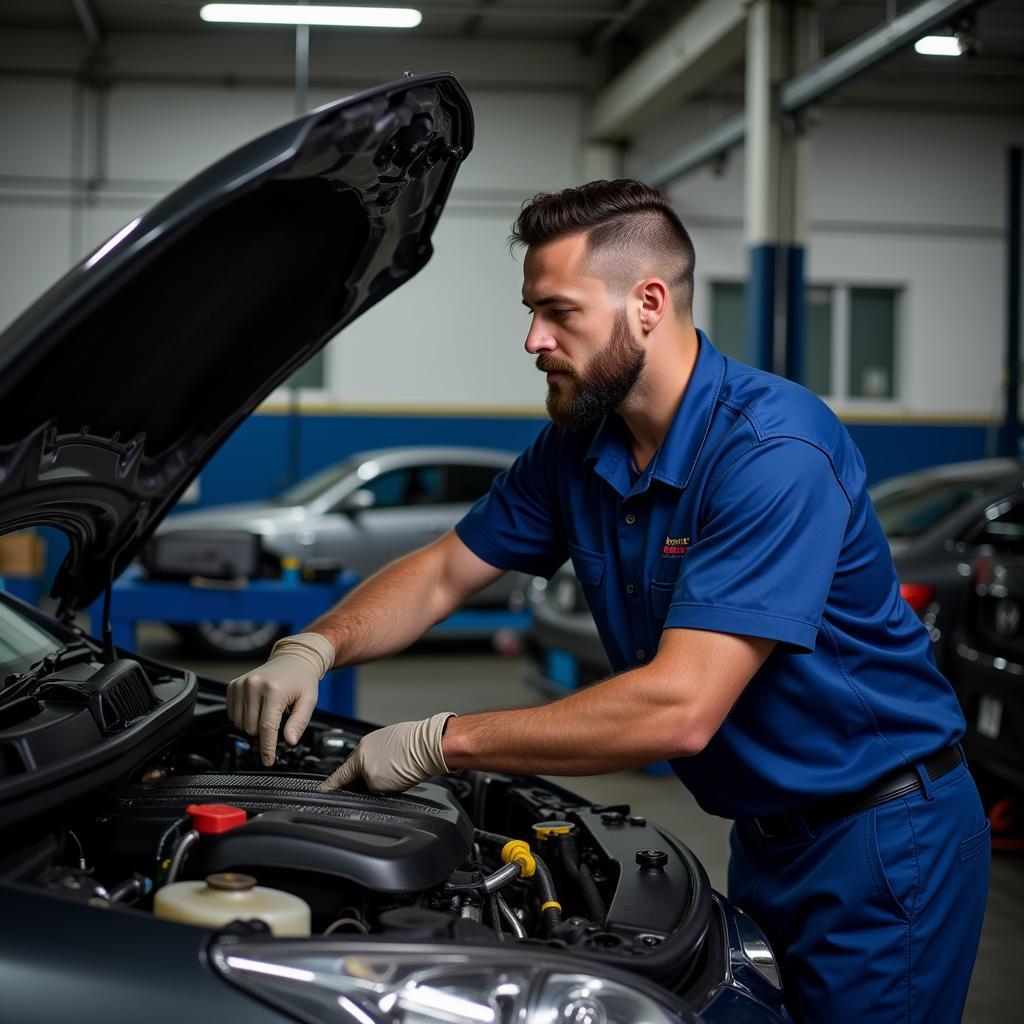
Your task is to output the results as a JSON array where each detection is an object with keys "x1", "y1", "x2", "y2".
[{"x1": 0, "y1": 73, "x2": 473, "y2": 614}]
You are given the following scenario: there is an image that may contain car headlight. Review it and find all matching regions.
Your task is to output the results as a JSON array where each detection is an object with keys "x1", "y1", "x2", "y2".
[{"x1": 212, "y1": 942, "x2": 699, "y2": 1024}]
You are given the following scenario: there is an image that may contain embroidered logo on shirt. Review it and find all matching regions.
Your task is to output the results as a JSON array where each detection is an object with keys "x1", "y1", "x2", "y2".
[{"x1": 663, "y1": 535, "x2": 690, "y2": 557}]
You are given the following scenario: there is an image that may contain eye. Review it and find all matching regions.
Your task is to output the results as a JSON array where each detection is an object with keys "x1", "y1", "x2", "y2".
[{"x1": 551, "y1": 308, "x2": 572, "y2": 319}]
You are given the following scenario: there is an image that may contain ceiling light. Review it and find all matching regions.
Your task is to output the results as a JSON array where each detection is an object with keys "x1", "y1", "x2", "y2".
[
  {"x1": 914, "y1": 35, "x2": 962, "y2": 56},
  {"x1": 199, "y1": 4, "x2": 422, "y2": 28}
]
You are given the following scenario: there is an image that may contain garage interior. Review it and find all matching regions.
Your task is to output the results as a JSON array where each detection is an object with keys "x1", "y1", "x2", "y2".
[{"x1": 1, "y1": 0, "x2": 1022, "y2": 1021}]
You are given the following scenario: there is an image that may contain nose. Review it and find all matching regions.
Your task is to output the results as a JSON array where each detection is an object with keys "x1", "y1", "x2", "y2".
[{"x1": 524, "y1": 315, "x2": 556, "y2": 356}]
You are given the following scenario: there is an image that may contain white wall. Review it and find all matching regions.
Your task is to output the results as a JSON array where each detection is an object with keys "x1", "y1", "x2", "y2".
[
  {"x1": 2, "y1": 27, "x2": 1021, "y2": 418},
  {"x1": 0, "y1": 29, "x2": 594, "y2": 412},
  {"x1": 626, "y1": 101, "x2": 1022, "y2": 418}
]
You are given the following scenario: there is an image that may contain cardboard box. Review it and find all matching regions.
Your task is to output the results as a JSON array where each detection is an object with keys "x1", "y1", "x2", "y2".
[{"x1": 0, "y1": 532, "x2": 45, "y2": 577}]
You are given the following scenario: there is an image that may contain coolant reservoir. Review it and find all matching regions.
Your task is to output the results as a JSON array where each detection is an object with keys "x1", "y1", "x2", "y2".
[{"x1": 154, "y1": 872, "x2": 311, "y2": 936}]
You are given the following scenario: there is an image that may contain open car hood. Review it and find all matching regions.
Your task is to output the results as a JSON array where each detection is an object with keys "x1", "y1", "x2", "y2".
[{"x1": 0, "y1": 73, "x2": 473, "y2": 615}]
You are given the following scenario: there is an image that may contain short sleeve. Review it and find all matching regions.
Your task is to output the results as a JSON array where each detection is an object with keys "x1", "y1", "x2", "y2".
[
  {"x1": 664, "y1": 438, "x2": 851, "y2": 652},
  {"x1": 455, "y1": 425, "x2": 569, "y2": 578}
]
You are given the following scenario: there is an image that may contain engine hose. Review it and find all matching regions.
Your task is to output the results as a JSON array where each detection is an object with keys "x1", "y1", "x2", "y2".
[
  {"x1": 487, "y1": 893, "x2": 505, "y2": 942},
  {"x1": 496, "y1": 896, "x2": 527, "y2": 939},
  {"x1": 474, "y1": 829, "x2": 514, "y2": 847},
  {"x1": 532, "y1": 854, "x2": 562, "y2": 935},
  {"x1": 578, "y1": 862, "x2": 607, "y2": 925},
  {"x1": 165, "y1": 830, "x2": 200, "y2": 885}
]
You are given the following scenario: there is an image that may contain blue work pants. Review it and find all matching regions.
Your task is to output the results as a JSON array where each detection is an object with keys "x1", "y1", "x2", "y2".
[{"x1": 728, "y1": 762, "x2": 990, "y2": 1023}]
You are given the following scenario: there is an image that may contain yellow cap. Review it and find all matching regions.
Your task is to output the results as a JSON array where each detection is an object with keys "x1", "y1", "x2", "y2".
[
  {"x1": 540, "y1": 900, "x2": 562, "y2": 913},
  {"x1": 281, "y1": 556, "x2": 301, "y2": 570},
  {"x1": 501, "y1": 839, "x2": 536, "y2": 878},
  {"x1": 533, "y1": 820, "x2": 574, "y2": 839}
]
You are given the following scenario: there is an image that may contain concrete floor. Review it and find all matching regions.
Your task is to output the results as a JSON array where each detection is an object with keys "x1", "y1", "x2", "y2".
[{"x1": 141, "y1": 625, "x2": 1023, "y2": 1023}]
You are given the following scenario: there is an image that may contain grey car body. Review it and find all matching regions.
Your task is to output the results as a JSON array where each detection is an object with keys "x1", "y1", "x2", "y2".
[
  {"x1": 0, "y1": 75, "x2": 789, "y2": 1024},
  {"x1": 525, "y1": 457, "x2": 1024, "y2": 695},
  {"x1": 144, "y1": 445, "x2": 527, "y2": 654}
]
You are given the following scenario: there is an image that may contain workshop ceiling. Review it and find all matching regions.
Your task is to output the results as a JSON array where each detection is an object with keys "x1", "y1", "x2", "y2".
[{"x1": 0, "y1": 1, "x2": 1021, "y2": 109}]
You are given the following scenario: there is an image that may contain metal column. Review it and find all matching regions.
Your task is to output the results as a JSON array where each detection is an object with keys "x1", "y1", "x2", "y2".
[
  {"x1": 1005, "y1": 146, "x2": 1022, "y2": 457},
  {"x1": 743, "y1": 0, "x2": 812, "y2": 379}
]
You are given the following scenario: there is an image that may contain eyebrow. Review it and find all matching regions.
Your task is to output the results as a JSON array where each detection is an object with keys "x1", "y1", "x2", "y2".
[{"x1": 522, "y1": 294, "x2": 579, "y2": 309}]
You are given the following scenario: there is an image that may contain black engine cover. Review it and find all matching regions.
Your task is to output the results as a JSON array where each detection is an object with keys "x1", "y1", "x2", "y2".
[{"x1": 113, "y1": 773, "x2": 472, "y2": 892}]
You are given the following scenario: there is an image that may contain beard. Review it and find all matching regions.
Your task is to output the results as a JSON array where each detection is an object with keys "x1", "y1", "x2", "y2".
[{"x1": 536, "y1": 309, "x2": 646, "y2": 431}]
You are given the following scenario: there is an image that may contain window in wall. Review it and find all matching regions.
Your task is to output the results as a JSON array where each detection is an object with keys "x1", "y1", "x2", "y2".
[
  {"x1": 847, "y1": 287, "x2": 898, "y2": 400},
  {"x1": 805, "y1": 286, "x2": 833, "y2": 398},
  {"x1": 709, "y1": 282, "x2": 746, "y2": 362},
  {"x1": 708, "y1": 280, "x2": 901, "y2": 402}
]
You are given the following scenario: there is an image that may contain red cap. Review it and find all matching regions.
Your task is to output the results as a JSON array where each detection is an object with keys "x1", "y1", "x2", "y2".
[{"x1": 186, "y1": 803, "x2": 247, "y2": 834}]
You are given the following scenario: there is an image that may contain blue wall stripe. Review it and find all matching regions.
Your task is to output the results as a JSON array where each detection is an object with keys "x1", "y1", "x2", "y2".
[{"x1": 36, "y1": 413, "x2": 1000, "y2": 593}]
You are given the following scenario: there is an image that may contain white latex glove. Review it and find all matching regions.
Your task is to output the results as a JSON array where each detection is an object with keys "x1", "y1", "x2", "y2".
[
  {"x1": 320, "y1": 712, "x2": 457, "y2": 795},
  {"x1": 226, "y1": 632, "x2": 336, "y2": 766}
]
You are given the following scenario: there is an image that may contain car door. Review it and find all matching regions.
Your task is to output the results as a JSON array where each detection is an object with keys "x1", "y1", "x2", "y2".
[{"x1": 315, "y1": 463, "x2": 449, "y2": 578}]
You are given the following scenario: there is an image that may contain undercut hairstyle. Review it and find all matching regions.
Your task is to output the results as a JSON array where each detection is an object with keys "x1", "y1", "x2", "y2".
[{"x1": 510, "y1": 179, "x2": 696, "y2": 320}]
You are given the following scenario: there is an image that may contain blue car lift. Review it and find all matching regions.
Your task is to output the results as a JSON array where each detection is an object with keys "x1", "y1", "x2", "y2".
[
  {"x1": 86, "y1": 565, "x2": 362, "y2": 717},
  {"x1": 82, "y1": 567, "x2": 533, "y2": 719}
]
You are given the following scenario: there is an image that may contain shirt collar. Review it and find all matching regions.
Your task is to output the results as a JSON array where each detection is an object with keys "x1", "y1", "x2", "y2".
[{"x1": 585, "y1": 330, "x2": 726, "y2": 495}]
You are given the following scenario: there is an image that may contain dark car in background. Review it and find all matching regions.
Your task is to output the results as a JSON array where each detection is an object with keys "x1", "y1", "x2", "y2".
[
  {"x1": 524, "y1": 458, "x2": 1024, "y2": 696},
  {"x1": 0, "y1": 75, "x2": 789, "y2": 1024},
  {"x1": 870, "y1": 458, "x2": 1024, "y2": 671},
  {"x1": 143, "y1": 446, "x2": 527, "y2": 657},
  {"x1": 948, "y1": 506, "x2": 1024, "y2": 808}
]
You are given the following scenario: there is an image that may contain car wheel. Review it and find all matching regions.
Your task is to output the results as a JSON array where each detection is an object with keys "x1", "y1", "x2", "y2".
[{"x1": 175, "y1": 620, "x2": 288, "y2": 659}]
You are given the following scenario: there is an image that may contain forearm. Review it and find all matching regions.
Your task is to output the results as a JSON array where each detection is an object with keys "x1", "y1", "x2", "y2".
[
  {"x1": 442, "y1": 666, "x2": 702, "y2": 775},
  {"x1": 305, "y1": 542, "x2": 456, "y2": 666}
]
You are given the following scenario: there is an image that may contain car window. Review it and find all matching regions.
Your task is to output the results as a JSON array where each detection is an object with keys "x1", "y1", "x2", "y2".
[
  {"x1": 444, "y1": 464, "x2": 502, "y2": 503},
  {"x1": 870, "y1": 478, "x2": 992, "y2": 539},
  {"x1": 971, "y1": 501, "x2": 1024, "y2": 554},
  {"x1": 0, "y1": 602, "x2": 61, "y2": 677},
  {"x1": 276, "y1": 458, "x2": 360, "y2": 505},
  {"x1": 361, "y1": 466, "x2": 445, "y2": 509}
]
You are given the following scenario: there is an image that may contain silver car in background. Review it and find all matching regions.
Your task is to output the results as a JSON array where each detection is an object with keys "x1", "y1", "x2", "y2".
[{"x1": 142, "y1": 446, "x2": 526, "y2": 656}]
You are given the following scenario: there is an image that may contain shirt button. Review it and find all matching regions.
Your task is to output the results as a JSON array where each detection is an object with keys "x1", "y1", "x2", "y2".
[
  {"x1": 625, "y1": 584, "x2": 636, "y2": 595},
  {"x1": 625, "y1": 513, "x2": 636, "y2": 525},
  {"x1": 636, "y1": 648, "x2": 646, "y2": 662}
]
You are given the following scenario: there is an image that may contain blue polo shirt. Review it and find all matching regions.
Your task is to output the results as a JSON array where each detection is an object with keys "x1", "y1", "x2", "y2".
[{"x1": 455, "y1": 332, "x2": 965, "y2": 819}]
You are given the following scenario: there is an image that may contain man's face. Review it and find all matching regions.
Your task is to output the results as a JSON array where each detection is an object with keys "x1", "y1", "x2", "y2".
[{"x1": 522, "y1": 235, "x2": 646, "y2": 430}]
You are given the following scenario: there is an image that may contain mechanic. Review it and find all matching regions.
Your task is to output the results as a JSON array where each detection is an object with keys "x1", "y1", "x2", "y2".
[{"x1": 228, "y1": 179, "x2": 990, "y2": 1024}]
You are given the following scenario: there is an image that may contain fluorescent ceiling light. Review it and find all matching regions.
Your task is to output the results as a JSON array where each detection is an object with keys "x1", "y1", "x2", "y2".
[
  {"x1": 199, "y1": 4, "x2": 422, "y2": 28},
  {"x1": 914, "y1": 35, "x2": 962, "y2": 56}
]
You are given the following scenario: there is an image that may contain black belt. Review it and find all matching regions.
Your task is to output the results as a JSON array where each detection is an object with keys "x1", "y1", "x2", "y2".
[{"x1": 749, "y1": 745, "x2": 963, "y2": 841}]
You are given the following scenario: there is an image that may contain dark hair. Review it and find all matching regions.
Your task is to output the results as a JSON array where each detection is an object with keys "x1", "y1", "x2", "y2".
[{"x1": 510, "y1": 179, "x2": 695, "y2": 318}]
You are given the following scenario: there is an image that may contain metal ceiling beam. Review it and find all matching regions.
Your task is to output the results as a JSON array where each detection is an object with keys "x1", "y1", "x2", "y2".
[
  {"x1": 645, "y1": 0, "x2": 993, "y2": 187},
  {"x1": 70, "y1": 0, "x2": 102, "y2": 46},
  {"x1": 779, "y1": 0, "x2": 987, "y2": 112},
  {"x1": 590, "y1": 0, "x2": 748, "y2": 141},
  {"x1": 592, "y1": 0, "x2": 658, "y2": 48}
]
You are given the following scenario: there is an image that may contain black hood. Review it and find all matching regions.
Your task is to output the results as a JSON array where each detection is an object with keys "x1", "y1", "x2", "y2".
[{"x1": 0, "y1": 73, "x2": 473, "y2": 615}]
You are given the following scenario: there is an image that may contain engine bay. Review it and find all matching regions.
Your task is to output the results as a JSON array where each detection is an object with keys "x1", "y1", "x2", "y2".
[{"x1": 1, "y1": 654, "x2": 719, "y2": 995}]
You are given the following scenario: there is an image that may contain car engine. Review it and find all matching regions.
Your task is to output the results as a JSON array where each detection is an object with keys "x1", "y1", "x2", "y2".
[{"x1": 3, "y1": 656, "x2": 719, "y2": 996}]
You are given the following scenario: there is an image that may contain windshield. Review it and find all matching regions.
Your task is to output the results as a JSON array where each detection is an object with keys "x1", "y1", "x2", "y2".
[
  {"x1": 276, "y1": 458, "x2": 359, "y2": 506},
  {"x1": 0, "y1": 601, "x2": 62, "y2": 678},
  {"x1": 870, "y1": 477, "x2": 992, "y2": 539}
]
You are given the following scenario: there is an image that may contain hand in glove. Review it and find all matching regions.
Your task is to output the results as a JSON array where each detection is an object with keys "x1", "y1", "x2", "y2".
[
  {"x1": 226, "y1": 632, "x2": 336, "y2": 766},
  {"x1": 319, "y1": 712, "x2": 457, "y2": 795}
]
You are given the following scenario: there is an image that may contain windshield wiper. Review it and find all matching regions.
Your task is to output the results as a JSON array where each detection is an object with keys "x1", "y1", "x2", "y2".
[{"x1": 0, "y1": 641, "x2": 97, "y2": 707}]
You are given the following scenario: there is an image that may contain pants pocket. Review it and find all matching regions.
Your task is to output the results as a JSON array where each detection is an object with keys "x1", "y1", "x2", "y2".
[
  {"x1": 959, "y1": 821, "x2": 991, "y2": 863},
  {"x1": 865, "y1": 805, "x2": 918, "y2": 922}
]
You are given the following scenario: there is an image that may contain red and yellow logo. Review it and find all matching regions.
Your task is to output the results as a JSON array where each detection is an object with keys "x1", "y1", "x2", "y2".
[{"x1": 663, "y1": 535, "x2": 690, "y2": 557}]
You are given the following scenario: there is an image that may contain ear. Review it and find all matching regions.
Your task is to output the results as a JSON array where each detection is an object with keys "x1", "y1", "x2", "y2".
[{"x1": 637, "y1": 278, "x2": 669, "y2": 335}]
